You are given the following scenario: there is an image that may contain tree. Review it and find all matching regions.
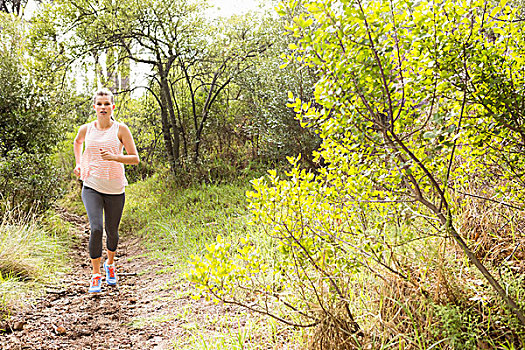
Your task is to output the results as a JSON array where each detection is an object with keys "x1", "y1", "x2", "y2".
[
  {"x1": 233, "y1": 11, "x2": 321, "y2": 167},
  {"x1": 48, "y1": 0, "x2": 271, "y2": 176},
  {"x1": 0, "y1": 0, "x2": 28, "y2": 15},
  {"x1": 283, "y1": 0, "x2": 525, "y2": 327},
  {"x1": 0, "y1": 13, "x2": 72, "y2": 212},
  {"x1": 190, "y1": 0, "x2": 525, "y2": 346},
  {"x1": 116, "y1": 94, "x2": 164, "y2": 180},
  {"x1": 175, "y1": 14, "x2": 271, "y2": 165}
]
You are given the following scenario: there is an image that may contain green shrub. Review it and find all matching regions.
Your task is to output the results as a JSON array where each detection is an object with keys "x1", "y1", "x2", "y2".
[
  {"x1": 186, "y1": 0, "x2": 525, "y2": 346},
  {"x1": 0, "y1": 150, "x2": 63, "y2": 215}
]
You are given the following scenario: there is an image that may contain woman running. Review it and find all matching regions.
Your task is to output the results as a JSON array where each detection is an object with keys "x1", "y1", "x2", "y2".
[{"x1": 73, "y1": 88, "x2": 139, "y2": 293}]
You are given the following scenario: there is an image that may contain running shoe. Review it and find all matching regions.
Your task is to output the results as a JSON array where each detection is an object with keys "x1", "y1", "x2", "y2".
[
  {"x1": 89, "y1": 274, "x2": 102, "y2": 293},
  {"x1": 104, "y1": 262, "x2": 117, "y2": 286}
]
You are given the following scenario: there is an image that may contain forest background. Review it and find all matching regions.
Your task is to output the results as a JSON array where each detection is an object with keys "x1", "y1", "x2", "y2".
[{"x1": 1, "y1": 0, "x2": 525, "y2": 348}]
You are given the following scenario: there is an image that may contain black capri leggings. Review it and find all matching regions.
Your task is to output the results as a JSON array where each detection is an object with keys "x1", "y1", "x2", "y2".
[{"x1": 81, "y1": 186, "x2": 125, "y2": 259}]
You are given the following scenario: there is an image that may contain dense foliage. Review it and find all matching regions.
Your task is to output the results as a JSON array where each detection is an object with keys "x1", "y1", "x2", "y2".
[
  {"x1": 0, "y1": 13, "x2": 73, "y2": 213},
  {"x1": 189, "y1": 0, "x2": 525, "y2": 348}
]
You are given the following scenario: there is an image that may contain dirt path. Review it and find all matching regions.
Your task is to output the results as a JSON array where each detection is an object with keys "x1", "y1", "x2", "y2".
[{"x1": 0, "y1": 208, "x2": 250, "y2": 350}]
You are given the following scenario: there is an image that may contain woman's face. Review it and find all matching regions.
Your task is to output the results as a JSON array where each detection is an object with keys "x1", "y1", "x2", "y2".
[{"x1": 93, "y1": 95, "x2": 115, "y2": 118}]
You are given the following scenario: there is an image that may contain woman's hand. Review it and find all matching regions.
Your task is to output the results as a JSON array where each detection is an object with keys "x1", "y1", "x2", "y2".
[
  {"x1": 100, "y1": 149, "x2": 117, "y2": 161},
  {"x1": 74, "y1": 164, "x2": 81, "y2": 178}
]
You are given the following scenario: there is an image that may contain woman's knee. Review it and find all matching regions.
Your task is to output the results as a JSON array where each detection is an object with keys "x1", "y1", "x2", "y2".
[
  {"x1": 89, "y1": 230, "x2": 104, "y2": 259},
  {"x1": 106, "y1": 230, "x2": 119, "y2": 252},
  {"x1": 90, "y1": 225, "x2": 104, "y2": 238}
]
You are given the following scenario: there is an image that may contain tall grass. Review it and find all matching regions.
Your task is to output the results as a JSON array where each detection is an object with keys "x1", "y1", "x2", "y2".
[
  {"x1": 0, "y1": 206, "x2": 71, "y2": 319},
  {"x1": 121, "y1": 173, "x2": 255, "y2": 264}
]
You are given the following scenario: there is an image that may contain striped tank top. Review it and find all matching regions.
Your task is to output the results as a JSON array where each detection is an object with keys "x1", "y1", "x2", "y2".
[{"x1": 80, "y1": 121, "x2": 128, "y2": 194}]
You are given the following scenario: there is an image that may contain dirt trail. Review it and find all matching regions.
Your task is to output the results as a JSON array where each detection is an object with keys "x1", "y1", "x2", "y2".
[{"x1": 0, "y1": 208, "x2": 244, "y2": 350}]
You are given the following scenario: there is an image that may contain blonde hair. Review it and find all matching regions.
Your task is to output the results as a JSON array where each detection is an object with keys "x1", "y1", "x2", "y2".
[{"x1": 93, "y1": 88, "x2": 115, "y2": 104}]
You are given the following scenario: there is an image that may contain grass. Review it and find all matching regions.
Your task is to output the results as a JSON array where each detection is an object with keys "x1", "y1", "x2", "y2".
[
  {"x1": 174, "y1": 310, "x2": 303, "y2": 350},
  {"x1": 59, "y1": 180, "x2": 86, "y2": 217},
  {"x1": 119, "y1": 173, "x2": 305, "y2": 349},
  {"x1": 129, "y1": 314, "x2": 178, "y2": 329},
  {"x1": 0, "y1": 206, "x2": 73, "y2": 320},
  {"x1": 121, "y1": 173, "x2": 255, "y2": 265}
]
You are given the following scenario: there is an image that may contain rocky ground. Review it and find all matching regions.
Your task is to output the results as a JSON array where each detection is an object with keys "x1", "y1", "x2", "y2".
[{"x1": 0, "y1": 208, "x2": 269, "y2": 350}]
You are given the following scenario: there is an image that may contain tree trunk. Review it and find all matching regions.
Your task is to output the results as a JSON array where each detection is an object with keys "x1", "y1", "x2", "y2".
[
  {"x1": 193, "y1": 110, "x2": 206, "y2": 164},
  {"x1": 159, "y1": 74, "x2": 177, "y2": 175},
  {"x1": 440, "y1": 213, "x2": 525, "y2": 326},
  {"x1": 163, "y1": 78, "x2": 181, "y2": 167}
]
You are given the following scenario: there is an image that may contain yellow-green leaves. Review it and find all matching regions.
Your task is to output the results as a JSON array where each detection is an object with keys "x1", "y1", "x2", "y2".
[
  {"x1": 188, "y1": 231, "x2": 268, "y2": 303},
  {"x1": 192, "y1": 0, "x2": 525, "y2": 334}
]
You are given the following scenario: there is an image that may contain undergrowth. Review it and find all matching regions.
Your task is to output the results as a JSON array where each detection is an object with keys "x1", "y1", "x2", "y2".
[
  {"x1": 184, "y1": 171, "x2": 525, "y2": 349},
  {"x1": 0, "y1": 205, "x2": 73, "y2": 321},
  {"x1": 66, "y1": 171, "x2": 525, "y2": 349},
  {"x1": 120, "y1": 172, "x2": 302, "y2": 348}
]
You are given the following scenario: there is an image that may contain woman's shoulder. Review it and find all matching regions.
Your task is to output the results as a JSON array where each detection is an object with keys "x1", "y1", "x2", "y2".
[
  {"x1": 116, "y1": 121, "x2": 133, "y2": 139},
  {"x1": 77, "y1": 122, "x2": 92, "y2": 133},
  {"x1": 116, "y1": 121, "x2": 131, "y2": 132},
  {"x1": 81, "y1": 120, "x2": 96, "y2": 128}
]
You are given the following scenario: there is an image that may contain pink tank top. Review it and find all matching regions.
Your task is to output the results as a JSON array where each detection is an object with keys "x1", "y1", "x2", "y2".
[{"x1": 80, "y1": 121, "x2": 128, "y2": 193}]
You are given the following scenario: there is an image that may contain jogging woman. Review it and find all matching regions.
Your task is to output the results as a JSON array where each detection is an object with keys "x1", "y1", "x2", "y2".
[{"x1": 73, "y1": 88, "x2": 139, "y2": 293}]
